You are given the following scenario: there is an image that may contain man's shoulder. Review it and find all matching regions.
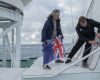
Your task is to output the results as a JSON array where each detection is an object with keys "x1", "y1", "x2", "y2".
[{"x1": 87, "y1": 18, "x2": 95, "y2": 23}]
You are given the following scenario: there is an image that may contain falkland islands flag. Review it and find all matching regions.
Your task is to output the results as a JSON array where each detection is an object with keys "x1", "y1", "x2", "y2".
[{"x1": 43, "y1": 35, "x2": 64, "y2": 65}]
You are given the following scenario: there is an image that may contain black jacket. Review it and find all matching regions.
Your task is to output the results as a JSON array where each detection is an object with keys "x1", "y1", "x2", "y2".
[
  {"x1": 76, "y1": 18, "x2": 100, "y2": 42},
  {"x1": 41, "y1": 16, "x2": 63, "y2": 42}
]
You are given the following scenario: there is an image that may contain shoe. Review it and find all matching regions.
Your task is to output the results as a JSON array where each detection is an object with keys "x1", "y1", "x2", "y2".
[
  {"x1": 43, "y1": 65, "x2": 51, "y2": 69},
  {"x1": 82, "y1": 62, "x2": 88, "y2": 68},
  {"x1": 55, "y1": 59, "x2": 64, "y2": 63},
  {"x1": 65, "y1": 58, "x2": 71, "y2": 64}
]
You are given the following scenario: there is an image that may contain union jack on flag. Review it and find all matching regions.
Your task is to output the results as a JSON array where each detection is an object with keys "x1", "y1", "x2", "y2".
[{"x1": 53, "y1": 35, "x2": 64, "y2": 60}]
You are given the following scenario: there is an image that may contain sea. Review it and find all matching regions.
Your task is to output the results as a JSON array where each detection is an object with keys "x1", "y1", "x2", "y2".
[{"x1": 0, "y1": 43, "x2": 72, "y2": 68}]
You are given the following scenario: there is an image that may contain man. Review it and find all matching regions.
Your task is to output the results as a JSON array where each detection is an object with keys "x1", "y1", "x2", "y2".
[
  {"x1": 65, "y1": 16, "x2": 100, "y2": 68},
  {"x1": 41, "y1": 9, "x2": 64, "y2": 69}
]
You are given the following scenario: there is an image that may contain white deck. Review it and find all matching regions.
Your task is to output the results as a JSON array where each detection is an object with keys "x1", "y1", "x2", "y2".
[
  {"x1": 22, "y1": 57, "x2": 100, "y2": 79},
  {"x1": 0, "y1": 68, "x2": 25, "y2": 80}
]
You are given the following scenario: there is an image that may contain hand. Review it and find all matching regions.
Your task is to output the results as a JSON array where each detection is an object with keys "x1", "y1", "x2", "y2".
[
  {"x1": 89, "y1": 40, "x2": 96, "y2": 45},
  {"x1": 97, "y1": 33, "x2": 100, "y2": 38}
]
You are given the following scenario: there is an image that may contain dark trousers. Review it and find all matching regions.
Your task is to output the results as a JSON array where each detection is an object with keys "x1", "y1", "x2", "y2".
[{"x1": 68, "y1": 39, "x2": 92, "y2": 63}]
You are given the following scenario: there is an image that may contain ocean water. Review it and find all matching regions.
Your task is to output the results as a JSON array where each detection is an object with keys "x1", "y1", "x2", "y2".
[{"x1": 0, "y1": 43, "x2": 72, "y2": 68}]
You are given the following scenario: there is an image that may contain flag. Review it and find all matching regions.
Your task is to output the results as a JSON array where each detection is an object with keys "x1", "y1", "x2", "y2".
[
  {"x1": 53, "y1": 35, "x2": 64, "y2": 60},
  {"x1": 42, "y1": 40, "x2": 55, "y2": 65},
  {"x1": 42, "y1": 36, "x2": 64, "y2": 65}
]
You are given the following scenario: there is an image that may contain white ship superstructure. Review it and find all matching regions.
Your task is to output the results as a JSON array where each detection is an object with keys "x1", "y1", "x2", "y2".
[
  {"x1": 0, "y1": 0, "x2": 33, "y2": 68},
  {"x1": 0, "y1": 0, "x2": 100, "y2": 80}
]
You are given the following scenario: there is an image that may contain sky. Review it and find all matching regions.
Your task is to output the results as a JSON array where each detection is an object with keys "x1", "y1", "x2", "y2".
[{"x1": 21, "y1": 0, "x2": 91, "y2": 44}]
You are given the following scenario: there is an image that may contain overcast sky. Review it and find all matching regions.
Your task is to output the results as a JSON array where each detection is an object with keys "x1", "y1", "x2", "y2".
[{"x1": 21, "y1": 0, "x2": 91, "y2": 44}]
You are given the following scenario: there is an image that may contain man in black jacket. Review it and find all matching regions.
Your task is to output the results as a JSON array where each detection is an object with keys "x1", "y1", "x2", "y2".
[{"x1": 65, "y1": 16, "x2": 100, "y2": 68}]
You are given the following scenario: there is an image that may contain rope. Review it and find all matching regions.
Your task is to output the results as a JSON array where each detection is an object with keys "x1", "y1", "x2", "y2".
[
  {"x1": 68, "y1": 0, "x2": 75, "y2": 43},
  {"x1": 89, "y1": 0, "x2": 95, "y2": 18},
  {"x1": 80, "y1": 0, "x2": 87, "y2": 16},
  {"x1": 82, "y1": 0, "x2": 85, "y2": 15},
  {"x1": 86, "y1": 0, "x2": 95, "y2": 18}
]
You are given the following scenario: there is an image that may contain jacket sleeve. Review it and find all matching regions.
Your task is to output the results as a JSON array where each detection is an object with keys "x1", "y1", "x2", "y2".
[
  {"x1": 41, "y1": 20, "x2": 49, "y2": 42},
  {"x1": 76, "y1": 26, "x2": 89, "y2": 43},
  {"x1": 90, "y1": 19, "x2": 100, "y2": 33}
]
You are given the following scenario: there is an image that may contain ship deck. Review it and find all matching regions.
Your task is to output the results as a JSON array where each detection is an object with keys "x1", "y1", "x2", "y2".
[{"x1": 22, "y1": 57, "x2": 100, "y2": 79}]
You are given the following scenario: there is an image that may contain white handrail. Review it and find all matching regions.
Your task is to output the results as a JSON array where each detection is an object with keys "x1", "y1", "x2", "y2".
[
  {"x1": 0, "y1": 23, "x2": 17, "y2": 39},
  {"x1": 55, "y1": 47, "x2": 100, "y2": 76}
]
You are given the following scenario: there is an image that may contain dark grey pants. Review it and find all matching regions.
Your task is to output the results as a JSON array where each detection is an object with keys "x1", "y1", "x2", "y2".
[{"x1": 68, "y1": 39, "x2": 92, "y2": 63}]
